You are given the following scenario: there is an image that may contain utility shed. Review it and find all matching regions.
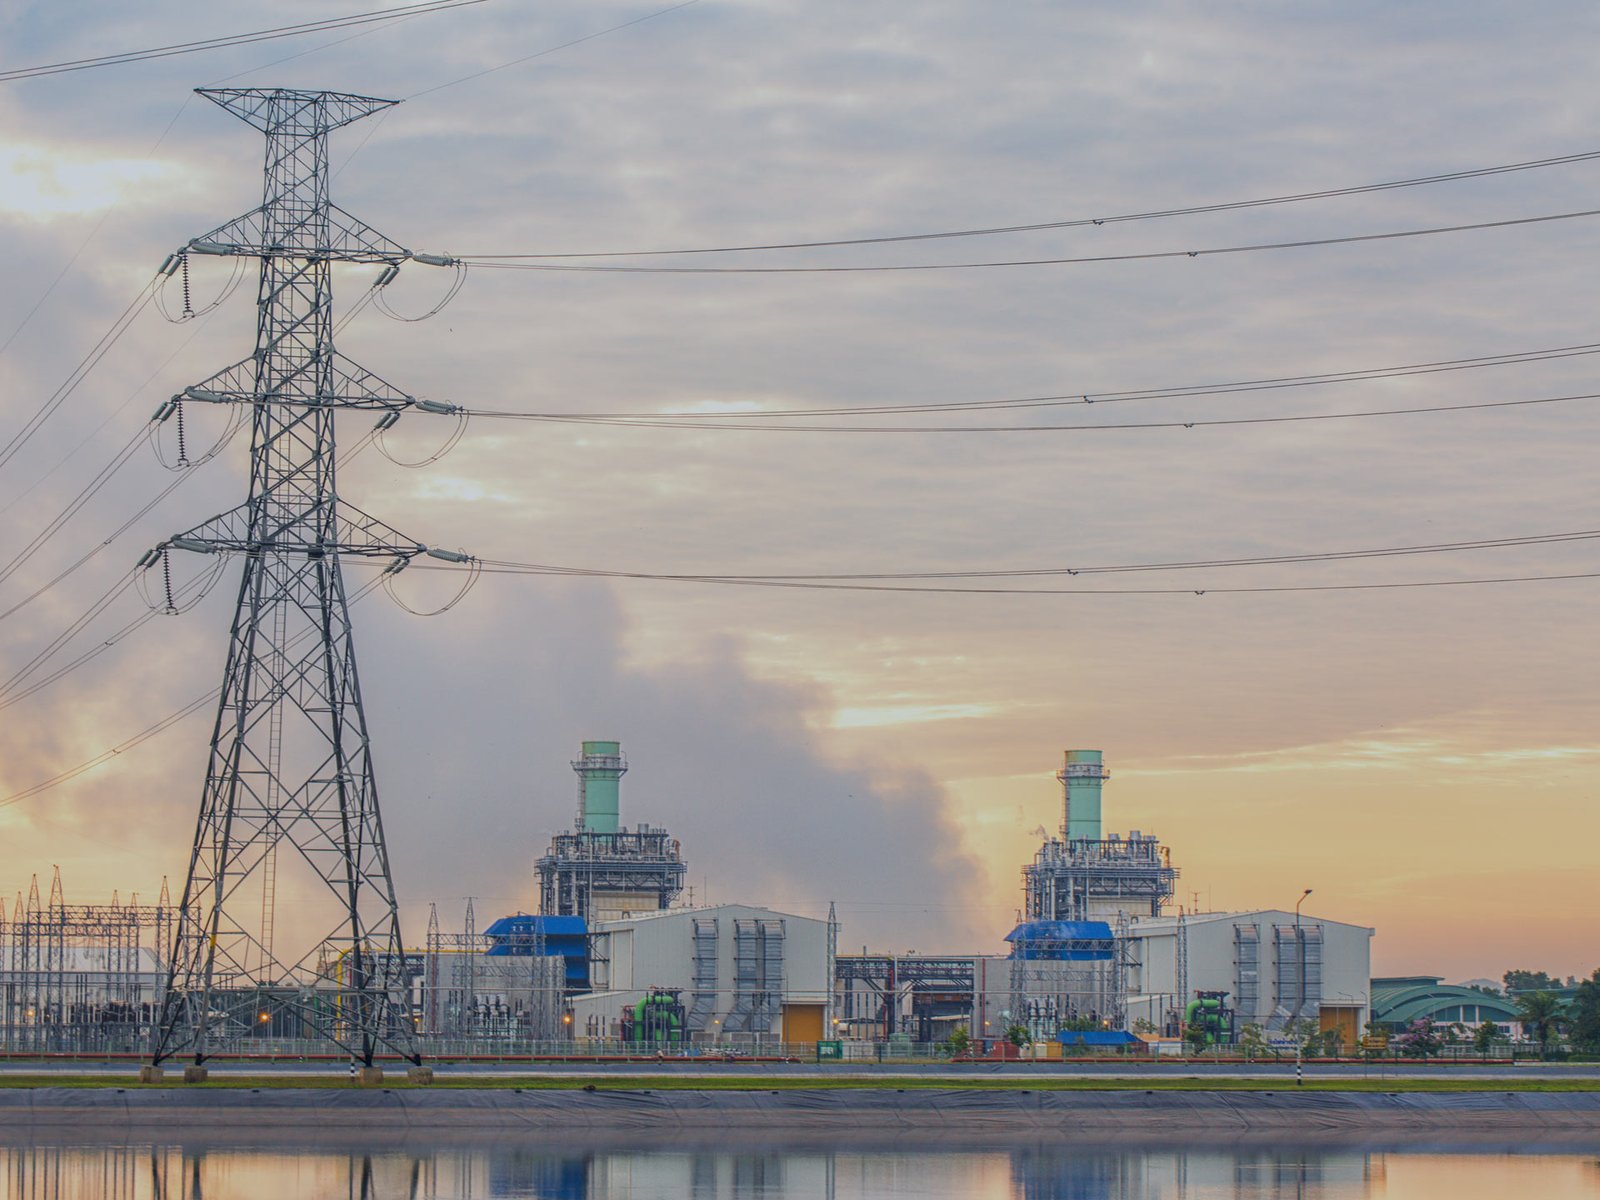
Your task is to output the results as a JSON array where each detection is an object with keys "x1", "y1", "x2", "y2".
[
  {"x1": 575, "y1": 904, "x2": 830, "y2": 1046},
  {"x1": 1123, "y1": 909, "x2": 1374, "y2": 1039}
]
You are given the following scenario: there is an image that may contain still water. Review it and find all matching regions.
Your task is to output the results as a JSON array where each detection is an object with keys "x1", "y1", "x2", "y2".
[{"x1": 2, "y1": 1138, "x2": 1598, "y2": 1200}]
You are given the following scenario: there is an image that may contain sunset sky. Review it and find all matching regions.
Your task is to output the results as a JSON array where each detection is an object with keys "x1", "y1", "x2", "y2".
[{"x1": 0, "y1": 1, "x2": 1595, "y2": 982}]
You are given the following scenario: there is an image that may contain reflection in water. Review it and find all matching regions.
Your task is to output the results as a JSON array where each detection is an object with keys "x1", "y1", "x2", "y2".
[{"x1": 2, "y1": 1141, "x2": 1599, "y2": 1199}]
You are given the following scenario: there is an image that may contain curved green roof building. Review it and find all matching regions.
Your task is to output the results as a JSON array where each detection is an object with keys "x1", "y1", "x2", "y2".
[{"x1": 1370, "y1": 976, "x2": 1521, "y2": 1031}]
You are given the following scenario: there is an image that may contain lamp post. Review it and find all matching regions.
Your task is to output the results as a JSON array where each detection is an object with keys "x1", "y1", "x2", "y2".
[{"x1": 1294, "y1": 888, "x2": 1312, "y2": 1086}]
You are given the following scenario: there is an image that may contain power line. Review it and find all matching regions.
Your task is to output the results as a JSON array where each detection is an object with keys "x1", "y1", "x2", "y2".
[
  {"x1": 533, "y1": 341, "x2": 1600, "y2": 420},
  {"x1": 0, "y1": 0, "x2": 489, "y2": 83},
  {"x1": 0, "y1": 277, "x2": 159, "y2": 473},
  {"x1": 433, "y1": 528, "x2": 1599, "y2": 585},
  {"x1": 404, "y1": 0, "x2": 703, "y2": 100},
  {"x1": 464, "y1": 389, "x2": 1599, "y2": 434},
  {"x1": 457, "y1": 208, "x2": 1600, "y2": 274},
  {"x1": 451, "y1": 560, "x2": 1600, "y2": 597},
  {"x1": 0, "y1": 578, "x2": 386, "y2": 810},
  {"x1": 463, "y1": 148, "x2": 1600, "y2": 259}
]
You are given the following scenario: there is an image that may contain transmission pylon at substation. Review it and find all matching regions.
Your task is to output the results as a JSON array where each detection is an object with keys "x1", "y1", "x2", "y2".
[{"x1": 142, "y1": 88, "x2": 469, "y2": 1069}]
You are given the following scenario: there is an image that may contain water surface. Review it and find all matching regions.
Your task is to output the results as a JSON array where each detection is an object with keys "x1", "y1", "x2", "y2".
[{"x1": 4, "y1": 1137, "x2": 1598, "y2": 1198}]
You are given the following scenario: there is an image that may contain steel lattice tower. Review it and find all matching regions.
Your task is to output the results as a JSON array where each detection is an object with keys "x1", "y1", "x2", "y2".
[{"x1": 148, "y1": 88, "x2": 460, "y2": 1069}]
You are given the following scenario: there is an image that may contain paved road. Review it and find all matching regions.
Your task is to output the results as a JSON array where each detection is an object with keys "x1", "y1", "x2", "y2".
[{"x1": 2, "y1": 1059, "x2": 1597, "y2": 1080}]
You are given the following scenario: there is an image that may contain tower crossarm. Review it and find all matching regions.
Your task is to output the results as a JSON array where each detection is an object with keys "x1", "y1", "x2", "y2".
[
  {"x1": 156, "y1": 499, "x2": 467, "y2": 562},
  {"x1": 174, "y1": 352, "x2": 456, "y2": 415}
]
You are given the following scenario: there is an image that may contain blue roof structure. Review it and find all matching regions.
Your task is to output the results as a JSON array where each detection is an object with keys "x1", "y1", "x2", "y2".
[
  {"x1": 483, "y1": 914, "x2": 589, "y2": 989},
  {"x1": 483, "y1": 915, "x2": 587, "y2": 941},
  {"x1": 1005, "y1": 920, "x2": 1116, "y2": 961},
  {"x1": 1057, "y1": 1029, "x2": 1140, "y2": 1046}
]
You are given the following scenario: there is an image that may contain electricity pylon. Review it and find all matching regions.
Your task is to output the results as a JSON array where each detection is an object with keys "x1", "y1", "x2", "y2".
[{"x1": 146, "y1": 88, "x2": 464, "y2": 1070}]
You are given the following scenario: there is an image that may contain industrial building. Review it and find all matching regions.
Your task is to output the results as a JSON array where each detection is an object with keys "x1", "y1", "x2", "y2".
[
  {"x1": 836, "y1": 922, "x2": 1125, "y2": 1043},
  {"x1": 1022, "y1": 750, "x2": 1177, "y2": 922},
  {"x1": 835, "y1": 750, "x2": 1376, "y2": 1047},
  {"x1": 535, "y1": 741, "x2": 687, "y2": 923},
  {"x1": 1369, "y1": 976, "x2": 1522, "y2": 1035},
  {"x1": 574, "y1": 904, "x2": 832, "y2": 1045},
  {"x1": 1123, "y1": 910, "x2": 1374, "y2": 1040}
]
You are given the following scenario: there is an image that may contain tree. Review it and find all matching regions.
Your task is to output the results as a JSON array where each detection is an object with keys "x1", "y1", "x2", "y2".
[
  {"x1": 1516, "y1": 990, "x2": 1567, "y2": 1057},
  {"x1": 1503, "y1": 969, "x2": 1560, "y2": 995},
  {"x1": 1569, "y1": 969, "x2": 1600, "y2": 1053},
  {"x1": 1236, "y1": 1024, "x2": 1268, "y2": 1060},
  {"x1": 1472, "y1": 1020, "x2": 1503, "y2": 1056},
  {"x1": 1392, "y1": 1017, "x2": 1442, "y2": 1059},
  {"x1": 1184, "y1": 1022, "x2": 1211, "y2": 1054},
  {"x1": 1319, "y1": 1028, "x2": 1346, "y2": 1058},
  {"x1": 1130, "y1": 1017, "x2": 1158, "y2": 1037},
  {"x1": 1005, "y1": 1023, "x2": 1032, "y2": 1050},
  {"x1": 944, "y1": 1026, "x2": 971, "y2": 1056}
]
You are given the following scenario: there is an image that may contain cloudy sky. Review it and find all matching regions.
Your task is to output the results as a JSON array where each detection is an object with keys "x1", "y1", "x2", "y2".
[{"x1": 0, "y1": 1, "x2": 1595, "y2": 982}]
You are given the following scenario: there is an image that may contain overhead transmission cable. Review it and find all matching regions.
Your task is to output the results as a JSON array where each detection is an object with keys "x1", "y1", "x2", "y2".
[
  {"x1": 464, "y1": 148, "x2": 1600, "y2": 259},
  {"x1": 404, "y1": 0, "x2": 702, "y2": 99},
  {"x1": 0, "y1": 0, "x2": 489, "y2": 83},
  {"x1": 421, "y1": 528, "x2": 1600, "y2": 586},
  {"x1": 0, "y1": 275, "x2": 159, "y2": 473},
  {"x1": 0, "y1": 275, "x2": 387, "y2": 623},
  {"x1": 457, "y1": 208, "x2": 1600, "y2": 274},
  {"x1": 440, "y1": 559, "x2": 1600, "y2": 597},
  {"x1": 496, "y1": 341, "x2": 1600, "y2": 421},
  {"x1": 465, "y1": 389, "x2": 1599, "y2": 434},
  {"x1": 0, "y1": 576, "x2": 387, "y2": 810}
]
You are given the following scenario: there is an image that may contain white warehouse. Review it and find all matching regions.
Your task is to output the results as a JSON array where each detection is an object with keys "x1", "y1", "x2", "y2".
[
  {"x1": 1123, "y1": 909, "x2": 1374, "y2": 1043},
  {"x1": 574, "y1": 904, "x2": 832, "y2": 1045}
]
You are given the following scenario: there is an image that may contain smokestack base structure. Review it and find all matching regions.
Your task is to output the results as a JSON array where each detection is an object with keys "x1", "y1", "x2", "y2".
[
  {"x1": 537, "y1": 741, "x2": 686, "y2": 924},
  {"x1": 1023, "y1": 748, "x2": 1176, "y2": 923}
]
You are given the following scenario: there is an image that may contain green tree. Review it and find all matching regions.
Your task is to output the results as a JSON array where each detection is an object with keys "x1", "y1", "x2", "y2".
[
  {"x1": 1183, "y1": 1022, "x2": 1210, "y2": 1053},
  {"x1": 1130, "y1": 1017, "x2": 1158, "y2": 1037},
  {"x1": 1472, "y1": 1020, "x2": 1503, "y2": 1056},
  {"x1": 1004, "y1": 1023, "x2": 1032, "y2": 1050},
  {"x1": 1503, "y1": 969, "x2": 1560, "y2": 994},
  {"x1": 1319, "y1": 1028, "x2": 1345, "y2": 1058},
  {"x1": 1236, "y1": 1023, "x2": 1268, "y2": 1060},
  {"x1": 944, "y1": 1026, "x2": 971, "y2": 1056},
  {"x1": 1569, "y1": 969, "x2": 1600, "y2": 1053},
  {"x1": 1516, "y1": 990, "x2": 1567, "y2": 1057}
]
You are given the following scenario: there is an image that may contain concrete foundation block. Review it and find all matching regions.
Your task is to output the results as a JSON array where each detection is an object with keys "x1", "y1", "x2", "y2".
[
  {"x1": 137, "y1": 1066, "x2": 165, "y2": 1084},
  {"x1": 406, "y1": 1066, "x2": 435, "y2": 1085},
  {"x1": 182, "y1": 1066, "x2": 209, "y2": 1084},
  {"x1": 355, "y1": 1066, "x2": 385, "y2": 1086}
]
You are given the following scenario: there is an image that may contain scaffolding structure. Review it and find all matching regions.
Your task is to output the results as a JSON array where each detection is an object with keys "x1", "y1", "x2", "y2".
[{"x1": 0, "y1": 870, "x2": 173, "y2": 1053}]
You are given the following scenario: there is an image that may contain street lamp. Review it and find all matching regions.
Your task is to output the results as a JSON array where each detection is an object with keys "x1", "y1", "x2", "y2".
[
  {"x1": 1294, "y1": 889, "x2": 1313, "y2": 1017},
  {"x1": 1293, "y1": 888, "x2": 1312, "y2": 1087}
]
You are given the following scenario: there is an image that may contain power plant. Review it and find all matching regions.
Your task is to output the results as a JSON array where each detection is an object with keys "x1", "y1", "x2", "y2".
[
  {"x1": 0, "y1": 742, "x2": 1374, "y2": 1057},
  {"x1": 1022, "y1": 750, "x2": 1177, "y2": 923},
  {"x1": 535, "y1": 741, "x2": 687, "y2": 923}
]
